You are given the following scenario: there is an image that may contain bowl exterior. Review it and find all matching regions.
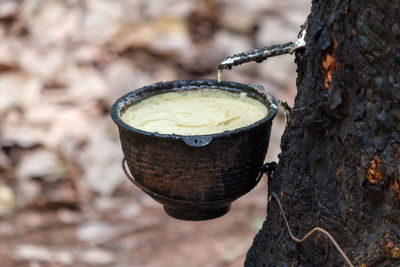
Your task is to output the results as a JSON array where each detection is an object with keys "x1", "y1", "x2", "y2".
[{"x1": 118, "y1": 120, "x2": 272, "y2": 202}]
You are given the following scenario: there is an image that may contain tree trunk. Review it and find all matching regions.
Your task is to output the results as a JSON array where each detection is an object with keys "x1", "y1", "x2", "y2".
[{"x1": 246, "y1": 0, "x2": 400, "y2": 266}]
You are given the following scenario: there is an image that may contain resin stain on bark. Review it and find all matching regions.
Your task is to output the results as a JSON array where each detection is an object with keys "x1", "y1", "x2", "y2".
[
  {"x1": 321, "y1": 38, "x2": 339, "y2": 91},
  {"x1": 391, "y1": 246, "x2": 400, "y2": 259},
  {"x1": 366, "y1": 154, "x2": 383, "y2": 184},
  {"x1": 390, "y1": 177, "x2": 400, "y2": 201},
  {"x1": 384, "y1": 238, "x2": 400, "y2": 260}
]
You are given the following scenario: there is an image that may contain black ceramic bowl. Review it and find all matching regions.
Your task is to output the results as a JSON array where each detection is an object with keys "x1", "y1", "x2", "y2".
[{"x1": 111, "y1": 80, "x2": 277, "y2": 220}]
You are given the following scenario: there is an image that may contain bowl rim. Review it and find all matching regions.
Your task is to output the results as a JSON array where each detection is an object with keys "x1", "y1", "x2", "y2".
[{"x1": 110, "y1": 79, "x2": 278, "y2": 140}]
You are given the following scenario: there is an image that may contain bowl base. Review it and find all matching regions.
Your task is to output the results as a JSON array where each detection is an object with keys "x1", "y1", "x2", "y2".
[{"x1": 164, "y1": 204, "x2": 231, "y2": 221}]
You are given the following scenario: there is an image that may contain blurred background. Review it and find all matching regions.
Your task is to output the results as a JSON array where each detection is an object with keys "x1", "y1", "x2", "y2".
[{"x1": 0, "y1": 0, "x2": 310, "y2": 266}]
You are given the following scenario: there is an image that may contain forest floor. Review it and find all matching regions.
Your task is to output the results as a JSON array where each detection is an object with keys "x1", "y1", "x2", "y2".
[{"x1": 0, "y1": 0, "x2": 309, "y2": 266}]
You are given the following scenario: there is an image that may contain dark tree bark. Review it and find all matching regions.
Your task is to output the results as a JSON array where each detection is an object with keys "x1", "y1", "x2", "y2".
[{"x1": 246, "y1": 0, "x2": 400, "y2": 266}]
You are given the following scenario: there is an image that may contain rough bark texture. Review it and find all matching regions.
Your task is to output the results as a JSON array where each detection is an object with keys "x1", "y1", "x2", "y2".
[{"x1": 246, "y1": 0, "x2": 400, "y2": 266}]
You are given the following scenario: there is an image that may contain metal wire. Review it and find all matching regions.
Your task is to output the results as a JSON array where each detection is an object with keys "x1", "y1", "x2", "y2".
[
  {"x1": 277, "y1": 100, "x2": 291, "y2": 127},
  {"x1": 269, "y1": 192, "x2": 354, "y2": 267}
]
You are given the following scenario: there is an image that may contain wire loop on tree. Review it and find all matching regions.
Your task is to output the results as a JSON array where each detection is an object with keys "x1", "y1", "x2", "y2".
[{"x1": 269, "y1": 192, "x2": 354, "y2": 267}]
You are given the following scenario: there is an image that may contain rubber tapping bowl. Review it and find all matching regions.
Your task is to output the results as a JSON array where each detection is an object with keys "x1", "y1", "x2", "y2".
[{"x1": 111, "y1": 80, "x2": 278, "y2": 220}]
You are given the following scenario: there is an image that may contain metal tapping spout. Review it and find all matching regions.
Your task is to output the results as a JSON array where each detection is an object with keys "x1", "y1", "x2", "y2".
[{"x1": 217, "y1": 21, "x2": 307, "y2": 82}]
